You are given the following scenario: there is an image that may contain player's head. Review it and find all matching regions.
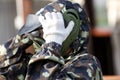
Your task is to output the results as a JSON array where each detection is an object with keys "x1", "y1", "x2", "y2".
[{"x1": 18, "y1": 0, "x2": 90, "y2": 55}]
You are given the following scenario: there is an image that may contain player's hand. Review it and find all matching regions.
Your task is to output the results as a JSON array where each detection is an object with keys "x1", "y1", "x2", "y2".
[{"x1": 39, "y1": 12, "x2": 74, "y2": 45}]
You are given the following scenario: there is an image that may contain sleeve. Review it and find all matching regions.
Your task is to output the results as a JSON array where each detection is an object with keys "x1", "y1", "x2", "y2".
[
  {"x1": 25, "y1": 42, "x2": 64, "y2": 80},
  {"x1": 25, "y1": 42, "x2": 103, "y2": 80},
  {"x1": 0, "y1": 35, "x2": 33, "y2": 80}
]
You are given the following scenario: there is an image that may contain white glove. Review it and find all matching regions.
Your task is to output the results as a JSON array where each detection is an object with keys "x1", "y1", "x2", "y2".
[{"x1": 38, "y1": 12, "x2": 74, "y2": 45}]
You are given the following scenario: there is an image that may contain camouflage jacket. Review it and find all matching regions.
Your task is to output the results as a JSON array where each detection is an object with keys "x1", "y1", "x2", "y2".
[{"x1": 0, "y1": 35, "x2": 103, "y2": 80}]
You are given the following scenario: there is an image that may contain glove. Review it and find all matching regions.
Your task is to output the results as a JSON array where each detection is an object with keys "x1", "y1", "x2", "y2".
[{"x1": 38, "y1": 12, "x2": 74, "y2": 45}]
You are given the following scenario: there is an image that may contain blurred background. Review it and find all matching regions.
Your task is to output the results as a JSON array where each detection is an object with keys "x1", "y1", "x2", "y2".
[{"x1": 0, "y1": 0, "x2": 120, "y2": 76}]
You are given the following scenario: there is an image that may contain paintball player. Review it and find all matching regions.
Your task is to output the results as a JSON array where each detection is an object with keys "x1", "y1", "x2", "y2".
[{"x1": 0, "y1": 0, "x2": 103, "y2": 80}]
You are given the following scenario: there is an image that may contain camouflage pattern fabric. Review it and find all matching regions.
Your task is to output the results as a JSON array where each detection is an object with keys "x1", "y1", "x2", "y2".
[
  {"x1": 25, "y1": 42, "x2": 103, "y2": 80},
  {"x1": 0, "y1": 35, "x2": 31, "y2": 80},
  {"x1": 0, "y1": 33, "x2": 44, "y2": 80},
  {"x1": 0, "y1": 0, "x2": 103, "y2": 80}
]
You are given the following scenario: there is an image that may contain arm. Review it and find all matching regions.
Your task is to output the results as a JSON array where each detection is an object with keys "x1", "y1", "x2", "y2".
[
  {"x1": 0, "y1": 34, "x2": 33, "y2": 80},
  {"x1": 25, "y1": 12, "x2": 103, "y2": 80},
  {"x1": 0, "y1": 33, "x2": 43, "y2": 80},
  {"x1": 25, "y1": 11, "x2": 74, "y2": 79}
]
